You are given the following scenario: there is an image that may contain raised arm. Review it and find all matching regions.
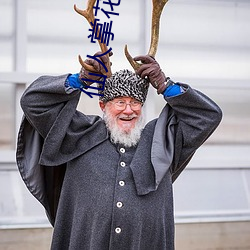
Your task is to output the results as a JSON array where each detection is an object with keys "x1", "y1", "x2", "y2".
[
  {"x1": 21, "y1": 74, "x2": 81, "y2": 139},
  {"x1": 134, "y1": 55, "x2": 222, "y2": 181},
  {"x1": 21, "y1": 51, "x2": 110, "y2": 138},
  {"x1": 165, "y1": 84, "x2": 222, "y2": 181}
]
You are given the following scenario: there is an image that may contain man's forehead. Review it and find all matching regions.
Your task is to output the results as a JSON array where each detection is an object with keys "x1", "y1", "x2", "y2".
[{"x1": 112, "y1": 96, "x2": 138, "y2": 101}]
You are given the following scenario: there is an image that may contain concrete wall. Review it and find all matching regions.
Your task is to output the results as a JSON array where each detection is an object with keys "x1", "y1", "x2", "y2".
[
  {"x1": 176, "y1": 221, "x2": 250, "y2": 250},
  {"x1": 0, "y1": 228, "x2": 52, "y2": 250},
  {"x1": 1, "y1": 221, "x2": 250, "y2": 250}
]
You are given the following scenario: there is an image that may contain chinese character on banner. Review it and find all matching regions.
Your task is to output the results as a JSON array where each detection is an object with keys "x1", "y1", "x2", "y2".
[
  {"x1": 82, "y1": 0, "x2": 121, "y2": 98},
  {"x1": 80, "y1": 48, "x2": 112, "y2": 98},
  {"x1": 88, "y1": 19, "x2": 114, "y2": 46},
  {"x1": 80, "y1": 76, "x2": 106, "y2": 98},
  {"x1": 93, "y1": 0, "x2": 121, "y2": 18},
  {"x1": 93, "y1": 0, "x2": 101, "y2": 16}
]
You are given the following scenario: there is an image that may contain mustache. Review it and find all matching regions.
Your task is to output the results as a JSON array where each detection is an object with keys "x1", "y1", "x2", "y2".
[{"x1": 117, "y1": 114, "x2": 138, "y2": 119}]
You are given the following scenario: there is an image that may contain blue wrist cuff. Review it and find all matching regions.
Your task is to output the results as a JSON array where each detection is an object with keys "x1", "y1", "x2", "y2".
[
  {"x1": 66, "y1": 73, "x2": 83, "y2": 89},
  {"x1": 163, "y1": 84, "x2": 182, "y2": 97}
]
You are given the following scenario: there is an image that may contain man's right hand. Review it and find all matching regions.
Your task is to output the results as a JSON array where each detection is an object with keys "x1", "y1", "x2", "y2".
[{"x1": 79, "y1": 51, "x2": 112, "y2": 85}]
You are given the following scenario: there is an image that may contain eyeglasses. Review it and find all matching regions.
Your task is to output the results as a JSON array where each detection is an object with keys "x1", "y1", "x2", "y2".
[{"x1": 109, "y1": 100, "x2": 142, "y2": 111}]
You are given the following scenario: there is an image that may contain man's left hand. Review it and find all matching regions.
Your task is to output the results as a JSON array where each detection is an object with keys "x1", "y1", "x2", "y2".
[{"x1": 134, "y1": 55, "x2": 167, "y2": 94}]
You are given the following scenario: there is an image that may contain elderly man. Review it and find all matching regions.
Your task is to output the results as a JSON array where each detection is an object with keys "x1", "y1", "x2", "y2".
[{"x1": 17, "y1": 53, "x2": 222, "y2": 250}]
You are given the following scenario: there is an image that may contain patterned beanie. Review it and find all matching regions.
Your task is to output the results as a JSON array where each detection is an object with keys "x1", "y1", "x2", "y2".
[{"x1": 98, "y1": 69, "x2": 149, "y2": 103}]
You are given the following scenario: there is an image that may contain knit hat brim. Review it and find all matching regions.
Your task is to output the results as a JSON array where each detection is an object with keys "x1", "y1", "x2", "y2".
[{"x1": 98, "y1": 69, "x2": 149, "y2": 103}]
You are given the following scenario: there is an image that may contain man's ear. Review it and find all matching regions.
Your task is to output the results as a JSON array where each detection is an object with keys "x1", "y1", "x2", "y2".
[{"x1": 99, "y1": 101, "x2": 106, "y2": 111}]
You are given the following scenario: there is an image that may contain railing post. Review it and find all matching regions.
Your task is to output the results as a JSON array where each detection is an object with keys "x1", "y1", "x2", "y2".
[{"x1": 13, "y1": 0, "x2": 27, "y2": 146}]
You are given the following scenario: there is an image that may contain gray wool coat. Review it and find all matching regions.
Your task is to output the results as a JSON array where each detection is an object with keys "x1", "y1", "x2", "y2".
[{"x1": 16, "y1": 74, "x2": 222, "y2": 250}]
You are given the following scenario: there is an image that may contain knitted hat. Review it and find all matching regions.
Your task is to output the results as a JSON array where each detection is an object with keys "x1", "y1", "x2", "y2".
[{"x1": 98, "y1": 69, "x2": 149, "y2": 103}]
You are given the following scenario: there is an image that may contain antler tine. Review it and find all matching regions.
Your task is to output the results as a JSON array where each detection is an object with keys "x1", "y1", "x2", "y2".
[
  {"x1": 124, "y1": 45, "x2": 141, "y2": 71},
  {"x1": 125, "y1": 0, "x2": 168, "y2": 70},
  {"x1": 74, "y1": 0, "x2": 112, "y2": 77},
  {"x1": 148, "y1": 0, "x2": 168, "y2": 57}
]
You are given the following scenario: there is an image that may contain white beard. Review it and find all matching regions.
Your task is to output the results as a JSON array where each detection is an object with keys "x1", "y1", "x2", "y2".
[{"x1": 103, "y1": 110, "x2": 145, "y2": 147}]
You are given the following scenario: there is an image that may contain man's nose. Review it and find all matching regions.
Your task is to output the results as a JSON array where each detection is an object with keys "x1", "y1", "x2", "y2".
[{"x1": 122, "y1": 104, "x2": 134, "y2": 115}]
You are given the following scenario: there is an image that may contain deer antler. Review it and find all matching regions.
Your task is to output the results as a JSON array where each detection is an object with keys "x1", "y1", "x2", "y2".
[
  {"x1": 125, "y1": 0, "x2": 168, "y2": 70},
  {"x1": 74, "y1": 0, "x2": 112, "y2": 77}
]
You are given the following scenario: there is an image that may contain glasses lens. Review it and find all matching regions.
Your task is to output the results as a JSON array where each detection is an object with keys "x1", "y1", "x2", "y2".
[
  {"x1": 113, "y1": 101, "x2": 142, "y2": 110},
  {"x1": 115, "y1": 101, "x2": 126, "y2": 110},
  {"x1": 130, "y1": 102, "x2": 141, "y2": 110}
]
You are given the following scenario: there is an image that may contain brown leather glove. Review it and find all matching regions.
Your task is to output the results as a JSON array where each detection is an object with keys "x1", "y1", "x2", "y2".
[
  {"x1": 79, "y1": 51, "x2": 112, "y2": 85},
  {"x1": 134, "y1": 55, "x2": 167, "y2": 94}
]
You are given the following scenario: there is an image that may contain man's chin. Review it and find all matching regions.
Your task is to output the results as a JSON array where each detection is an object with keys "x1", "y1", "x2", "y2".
[
  {"x1": 117, "y1": 120, "x2": 137, "y2": 133},
  {"x1": 118, "y1": 126, "x2": 134, "y2": 134},
  {"x1": 120, "y1": 128, "x2": 132, "y2": 134}
]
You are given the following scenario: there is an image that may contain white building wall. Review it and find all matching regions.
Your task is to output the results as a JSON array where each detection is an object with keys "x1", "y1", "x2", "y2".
[{"x1": 0, "y1": 2, "x2": 250, "y2": 247}]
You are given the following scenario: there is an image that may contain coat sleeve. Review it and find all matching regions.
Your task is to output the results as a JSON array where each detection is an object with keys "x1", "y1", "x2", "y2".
[
  {"x1": 20, "y1": 74, "x2": 107, "y2": 166},
  {"x1": 20, "y1": 74, "x2": 81, "y2": 139},
  {"x1": 17, "y1": 74, "x2": 108, "y2": 225},
  {"x1": 18, "y1": 74, "x2": 78, "y2": 225},
  {"x1": 164, "y1": 84, "x2": 223, "y2": 182}
]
